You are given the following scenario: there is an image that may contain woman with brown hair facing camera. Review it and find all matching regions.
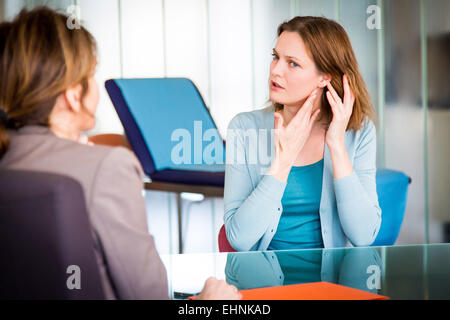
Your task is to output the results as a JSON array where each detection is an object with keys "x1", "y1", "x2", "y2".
[{"x1": 224, "y1": 16, "x2": 381, "y2": 252}]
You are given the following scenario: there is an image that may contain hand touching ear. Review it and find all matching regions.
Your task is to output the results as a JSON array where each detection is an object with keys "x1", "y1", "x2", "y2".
[{"x1": 325, "y1": 74, "x2": 355, "y2": 148}]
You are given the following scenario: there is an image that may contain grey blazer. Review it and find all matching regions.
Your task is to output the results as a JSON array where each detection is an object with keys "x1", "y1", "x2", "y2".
[{"x1": 0, "y1": 125, "x2": 168, "y2": 300}]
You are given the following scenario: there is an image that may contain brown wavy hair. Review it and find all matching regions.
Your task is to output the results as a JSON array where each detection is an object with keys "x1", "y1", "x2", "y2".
[
  {"x1": 273, "y1": 16, "x2": 376, "y2": 131},
  {"x1": 0, "y1": 6, "x2": 97, "y2": 158}
]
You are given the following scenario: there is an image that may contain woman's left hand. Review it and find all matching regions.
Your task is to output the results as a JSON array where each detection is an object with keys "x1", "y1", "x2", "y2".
[{"x1": 325, "y1": 74, "x2": 355, "y2": 149}]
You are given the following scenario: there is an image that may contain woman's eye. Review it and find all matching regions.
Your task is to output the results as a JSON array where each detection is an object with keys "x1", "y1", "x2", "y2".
[
  {"x1": 290, "y1": 61, "x2": 299, "y2": 67},
  {"x1": 271, "y1": 53, "x2": 279, "y2": 60}
]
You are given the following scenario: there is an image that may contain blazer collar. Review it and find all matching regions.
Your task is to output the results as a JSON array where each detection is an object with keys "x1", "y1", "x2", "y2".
[{"x1": 12, "y1": 125, "x2": 55, "y2": 136}]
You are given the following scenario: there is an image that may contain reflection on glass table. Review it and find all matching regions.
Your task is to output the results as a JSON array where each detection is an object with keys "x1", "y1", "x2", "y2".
[{"x1": 160, "y1": 243, "x2": 450, "y2": 300}]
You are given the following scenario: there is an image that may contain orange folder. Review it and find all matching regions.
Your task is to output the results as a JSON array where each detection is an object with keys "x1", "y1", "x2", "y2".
[{"x1": 240, "y1": 281, "x2": 388, "y2": 300}]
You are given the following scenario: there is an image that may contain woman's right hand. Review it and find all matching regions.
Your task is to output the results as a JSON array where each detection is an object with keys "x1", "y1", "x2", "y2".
[{"x1": 268, "y1": 89, "x2": 321, "y2": 182}]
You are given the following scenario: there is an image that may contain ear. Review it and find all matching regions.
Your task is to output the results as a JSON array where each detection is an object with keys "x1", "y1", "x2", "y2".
[
  {"x1": 63, "y1": 84, "x2": 83, "y2": 113},
  {"x1": 318, "y1": 74, "x2": 331, "y2": 88}
]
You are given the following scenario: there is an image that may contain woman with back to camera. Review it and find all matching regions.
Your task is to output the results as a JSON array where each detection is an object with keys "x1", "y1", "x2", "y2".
[
  {"x1": 0, "y1": 7, "x2": 240, "y2": 300},
  {"x1": 224, "y1": 16, "x2": 382, "y2": 252}
]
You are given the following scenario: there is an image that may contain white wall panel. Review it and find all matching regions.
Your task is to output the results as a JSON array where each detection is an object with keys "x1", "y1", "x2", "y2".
[
  {"x1": 165, "y1": 0, "x2": 209, "y2": 106},
  {"x1": 121, "y1": 0, "x2": 165, "y2": 78},
  {"x1": 252, "y1": 0, "x2": 291, "y2": 109},
  {"x1": 295, "y1": 0, "x2": 337, "y2": 19},
  {"x1": 208, "y1": 0, "x2": 253, "y2": 137}
]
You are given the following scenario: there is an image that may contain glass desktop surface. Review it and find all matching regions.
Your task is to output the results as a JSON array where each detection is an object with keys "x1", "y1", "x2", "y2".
[{"x1": 160, "y1": 243, "x2": 450, "y2": 300}]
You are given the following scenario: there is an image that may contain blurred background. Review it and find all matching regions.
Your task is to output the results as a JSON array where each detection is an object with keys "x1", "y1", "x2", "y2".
[{"x1": 1, "y1": 0, "x2": 448, "y2": 254}]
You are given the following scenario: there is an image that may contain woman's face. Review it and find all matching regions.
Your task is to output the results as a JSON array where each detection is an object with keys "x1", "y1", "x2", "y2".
[{"x1": 269, "y1": 31, "x2": 326, "y2": 107}]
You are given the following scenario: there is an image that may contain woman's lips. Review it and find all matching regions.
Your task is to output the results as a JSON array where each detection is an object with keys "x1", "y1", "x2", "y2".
[{"x1": 270, "y1": 80, "x2": 284, "y2": 91}]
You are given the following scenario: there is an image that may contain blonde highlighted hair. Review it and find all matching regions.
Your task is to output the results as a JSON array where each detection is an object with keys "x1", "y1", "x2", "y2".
[{"x1": 0, "y1": 6, "x2": 97, "y2": 158}]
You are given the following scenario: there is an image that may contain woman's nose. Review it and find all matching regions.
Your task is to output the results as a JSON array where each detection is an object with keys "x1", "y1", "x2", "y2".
[{"x1": 270, "y1": 60, "x2": 283, "y2": 78}]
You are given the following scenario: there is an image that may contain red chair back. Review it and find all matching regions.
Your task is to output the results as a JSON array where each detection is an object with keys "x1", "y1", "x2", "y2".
[{"x1": 218, "y1": 225, "x2": 236, "y2": 252}]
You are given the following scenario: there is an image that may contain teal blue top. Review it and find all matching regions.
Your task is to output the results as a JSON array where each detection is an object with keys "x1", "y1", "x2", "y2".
[{"x1": 268, "y1": 159, "x2": 324, "y2": 250}]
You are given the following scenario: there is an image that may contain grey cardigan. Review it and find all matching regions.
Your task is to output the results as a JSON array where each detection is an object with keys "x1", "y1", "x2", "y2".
[
  {"x1": 0, "y1": 125, "x2": 168, "y2": 300},
  {"x1": 224, "y1": 106, "x2": 382, "y2": 251}
]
